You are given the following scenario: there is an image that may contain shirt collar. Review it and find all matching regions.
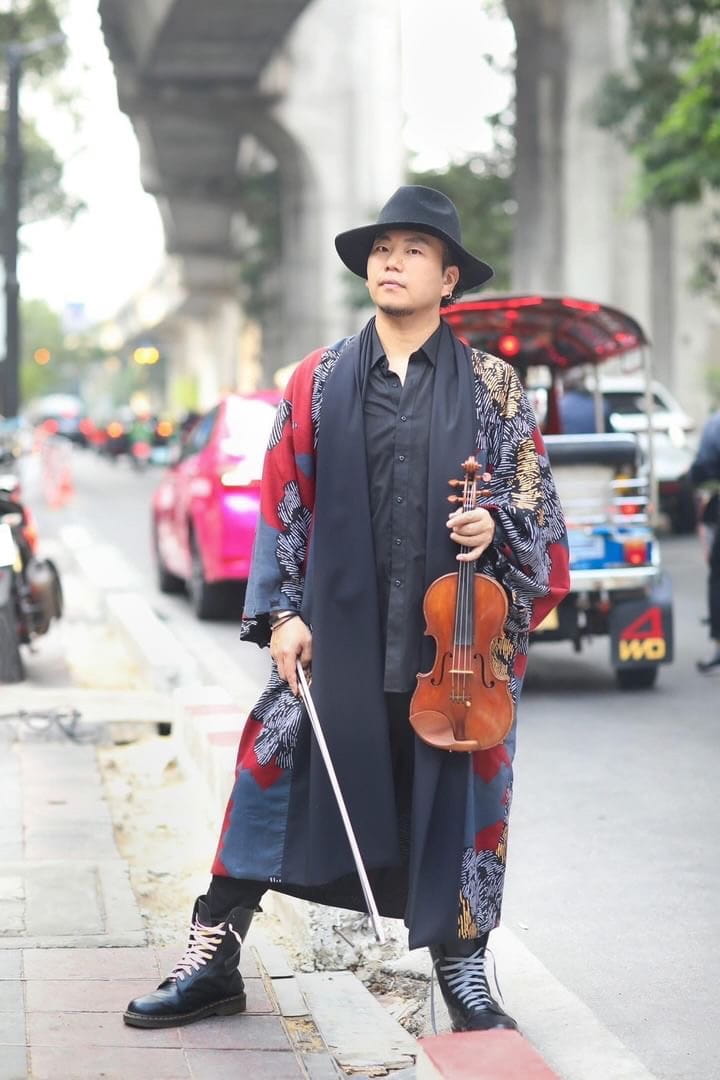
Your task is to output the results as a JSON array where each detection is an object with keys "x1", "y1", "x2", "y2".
[{"x1": 371, "y1": 320, "x2": 444, "y2": 368}]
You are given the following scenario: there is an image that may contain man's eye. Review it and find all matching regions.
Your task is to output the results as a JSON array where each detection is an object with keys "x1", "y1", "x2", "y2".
[{"x1": 408, "y1": 248, "x2": 423, "y2": 255}]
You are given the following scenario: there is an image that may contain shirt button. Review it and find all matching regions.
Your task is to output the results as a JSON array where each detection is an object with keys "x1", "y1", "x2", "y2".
[
  {"x1": 400, "y1": 415, "x2": 408, "y2": 422},
  {"x1": 394, "y1": 579, "x2": 402, "y2": 587},
  {"x1": 396, "y1": 496, "x2": 403, "y2": 504},
  {"x1": 394, "y1": 537, "x2": 402, "y2": 545},
  {"x1": 398, "y1": 454, "x2": 406, "y2": 462}
]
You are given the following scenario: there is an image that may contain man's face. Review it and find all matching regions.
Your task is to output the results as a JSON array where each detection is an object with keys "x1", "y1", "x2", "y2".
[{"x1": 365, "y1": 229, "x2": 460, "y2": 318}]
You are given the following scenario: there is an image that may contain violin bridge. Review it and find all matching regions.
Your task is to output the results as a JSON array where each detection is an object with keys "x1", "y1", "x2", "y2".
[{"x1": 448, "y1": 669, "x2": 474, "y2": 675}]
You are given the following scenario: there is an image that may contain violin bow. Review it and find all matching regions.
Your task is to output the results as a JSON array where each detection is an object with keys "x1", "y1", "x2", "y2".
[{"x1": 296, "y1": 661, "x2": 386, "y2": 944}]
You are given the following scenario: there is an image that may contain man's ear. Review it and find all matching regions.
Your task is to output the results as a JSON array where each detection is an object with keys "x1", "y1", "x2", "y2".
[{"x1": 444, "y1": 264, "x2": 460, "y2": 295}]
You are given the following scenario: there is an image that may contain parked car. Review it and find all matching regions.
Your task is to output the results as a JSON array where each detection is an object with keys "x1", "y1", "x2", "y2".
[
  {"x1": 600, "y1": 375, "x2": 697, "y2": 533},
  {"x1": 27, "y1": 393, "x2": 94, "y2": 447},
  {"x1": 151, "y1": 391, "x2": 280, "y2": 618}
]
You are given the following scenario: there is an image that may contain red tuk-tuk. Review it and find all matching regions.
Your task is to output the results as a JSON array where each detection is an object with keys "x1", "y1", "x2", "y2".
[{"x1": 444, "y1": 296, "x2": 674, "y2": 690}]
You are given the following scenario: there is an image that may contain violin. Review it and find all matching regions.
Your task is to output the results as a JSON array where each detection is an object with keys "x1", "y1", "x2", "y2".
[{"x1": 409, "y1": 455, "x2": 515, "y2": 752}]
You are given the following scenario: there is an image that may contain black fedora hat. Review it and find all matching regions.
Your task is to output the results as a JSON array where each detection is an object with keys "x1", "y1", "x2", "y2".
[{"x1": 334, "y1": 185, "x2": 494, "y2": 292}]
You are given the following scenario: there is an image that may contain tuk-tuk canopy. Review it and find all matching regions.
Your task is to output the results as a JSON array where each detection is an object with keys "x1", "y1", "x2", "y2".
[{"x1": 443, "y1": 296, "x2": 649, "y2": 369}]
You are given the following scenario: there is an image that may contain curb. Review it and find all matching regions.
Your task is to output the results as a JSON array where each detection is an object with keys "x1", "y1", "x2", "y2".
[
  {"x1": 417, "y1": 1031, "x2": 560, "y2": 1079},
  {"x1": 58, "y1": 524, "x2": 202, "y2": 695}
]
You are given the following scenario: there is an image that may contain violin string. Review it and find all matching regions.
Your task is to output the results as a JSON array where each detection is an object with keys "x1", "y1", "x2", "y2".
[
  {"x1": 462, "y1": 472, "x2": 474, "y2": 703},
  {"x1": 458, "y1": 471, "x2": 471, "y2": 704},
  {"x1": 452, "y1": 477, "x2": 462, "y2": 704},
  {"x1": 453, "y1": 472, "x2": 466, "y2": 704}
]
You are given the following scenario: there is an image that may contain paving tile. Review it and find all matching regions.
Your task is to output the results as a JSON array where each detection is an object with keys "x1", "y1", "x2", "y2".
[
  {"x1": 0, "y1": 1045, "x2": 27, "y2": 1079},
  {"x1": 185, "y1": 1048, "x2": 305, "y2": 1079},
  {"x1": 0, "y1": 982, "x2": 23, "y2": 1012},
  {"x1": 27, "y1": 1011, "x2": 182, "y2": 1049},
  {"x1": 0, "y1": 819, "x2": 22, "y2": 841},
  {"x1": 29, "y1": 1045, "x2": 190, "y2": 1079},
  {"x1": 0, "y1": 844, "x2": 23, "y2": 861},
  {"x1": 0, "y1": 904, "x2": 24, "y2": 935},
  {"x1": 244, "y1": 978, "x2": 276, "y2": 1014},
  {"x1": 0, "y1": 877, "x2": 23, "y2": 903},
  {"x1": 23, "y1": 947, "x2": 160, "y2": 981},
  {"x1": 0, "y1": 953, "x2": 22, "y2": 980},
  {"x1": 302, "y1": 1053, "x2": 344, "y2": 1078},
  {"x1": 272, "y1": 976, "x2": 310, "y2": 1017},
  {"x1": 155, "y1": 943, "x2": 260, "y2": 979},
  {"x1": 23, "y1": 977, "x2": 273, "y2": 1016},
  {"x1": 179, "y1": 1013, "x2": 291, "y2": 1051},
  {"x1": 24, "y1": 827, "x2": 117, "y2": 861},
  {"x1": 0, "y1": 1010, "x2": 25, "y2": 1045},
  {"x1": 24, "y1": 866, "x2": 104, "y2": 937},
  {"x1": 25, "y1": 979, "x2": 152, "y2": 1013}
]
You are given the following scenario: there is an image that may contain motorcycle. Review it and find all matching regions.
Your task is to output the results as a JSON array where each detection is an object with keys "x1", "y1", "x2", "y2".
[{"x1": 0, "y1": 459, "x2": 63, "y2": 683}]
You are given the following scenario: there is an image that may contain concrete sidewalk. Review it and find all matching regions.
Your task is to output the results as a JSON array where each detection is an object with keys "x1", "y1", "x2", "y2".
[{"x1": 0, "y1": 699, "x2": 420, "y2": 1080}]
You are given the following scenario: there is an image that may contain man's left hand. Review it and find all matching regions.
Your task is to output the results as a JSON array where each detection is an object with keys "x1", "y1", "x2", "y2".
[{"x1": 447, "y1": 507, "x2": 496, "y2": 562}]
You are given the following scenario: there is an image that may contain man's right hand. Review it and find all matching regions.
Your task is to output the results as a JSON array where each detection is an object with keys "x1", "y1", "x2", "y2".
[{"x1": 270, "y1": 617, "x2": 313, "y2": 696}]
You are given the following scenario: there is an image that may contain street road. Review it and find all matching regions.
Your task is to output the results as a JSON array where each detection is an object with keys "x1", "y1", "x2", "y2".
[{"x1": 26, "y1": 448, "x2": 720, "y2": 1080}]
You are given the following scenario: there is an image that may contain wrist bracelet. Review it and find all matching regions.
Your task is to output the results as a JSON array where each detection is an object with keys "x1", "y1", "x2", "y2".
[{"x1": 270, "y1": 612, "x2": 300, "y2": 632}]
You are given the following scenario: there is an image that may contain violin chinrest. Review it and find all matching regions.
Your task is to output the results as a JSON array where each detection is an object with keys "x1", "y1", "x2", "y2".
[{"x1": 410, "y1": 708, "x2": 494, "y2": 753}]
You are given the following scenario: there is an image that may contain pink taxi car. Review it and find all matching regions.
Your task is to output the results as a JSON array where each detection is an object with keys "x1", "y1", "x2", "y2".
[{"x1": 151, "y1": 391, "x2": 280, "y2": 619}]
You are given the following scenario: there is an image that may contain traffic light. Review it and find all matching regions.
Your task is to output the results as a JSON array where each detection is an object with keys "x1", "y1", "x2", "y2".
[{"x1": 33, "y1": 347, "x2": 51, "y2": 365}]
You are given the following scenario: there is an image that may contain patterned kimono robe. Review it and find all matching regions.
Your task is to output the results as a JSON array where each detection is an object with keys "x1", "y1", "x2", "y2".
[{"x1": 213, "y1": 323, "x2": 569, "y2": 949}]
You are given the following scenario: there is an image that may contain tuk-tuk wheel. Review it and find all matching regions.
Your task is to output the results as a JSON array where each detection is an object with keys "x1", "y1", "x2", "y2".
[{"x1": 615, "y1": 667, "x2": 658, "y2": 690}]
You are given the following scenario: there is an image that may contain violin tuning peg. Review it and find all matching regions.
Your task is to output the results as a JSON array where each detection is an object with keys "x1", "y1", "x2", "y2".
[
  {"x1": 482, "y1": 472, "x2": 492, "y2": 483},
  {"x1": 448, "y1": 479, "x2": 462, "y2": 487},
  {"x1": 447, "y1": 495, "x2": 463, "y2": 503}
]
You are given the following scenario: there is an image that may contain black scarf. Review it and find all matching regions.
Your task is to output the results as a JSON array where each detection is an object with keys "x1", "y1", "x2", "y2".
[{"x1": 283, "y1": 317, "x2": 481, "y2": 947}]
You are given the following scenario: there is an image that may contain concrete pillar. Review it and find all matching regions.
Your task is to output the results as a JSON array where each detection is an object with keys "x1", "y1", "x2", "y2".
[
  {"x1": 506, "y1": 0, "x2": 566, "y2": 292},
  {"x1": 265, "y1": 0, "x2": 405, "y2": 364},
  {"x1": 509, "y1": 0, "x2": 713, "y2": 420},
  {"x1": 671, "y1": 203, "x2": 717, "y2": 421}
]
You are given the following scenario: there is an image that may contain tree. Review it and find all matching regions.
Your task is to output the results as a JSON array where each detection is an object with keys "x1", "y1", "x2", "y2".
[
  {"x1": 408, "y1": 158, "x2": 515, "y2": 292},
  {"x1": 20, "y1": 298, "x2": 105, "y2": 401},
  {"x1": 596, "y1": 2, "x2": 720, "y2": 295},
  {"x1": 0, "y1": 1, "x2": 81, "y2": 226}
]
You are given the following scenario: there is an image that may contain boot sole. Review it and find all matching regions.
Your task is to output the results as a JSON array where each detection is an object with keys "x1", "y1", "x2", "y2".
[{"x1": 123, "y1": 993, "x2": 247, "y2": 1029}]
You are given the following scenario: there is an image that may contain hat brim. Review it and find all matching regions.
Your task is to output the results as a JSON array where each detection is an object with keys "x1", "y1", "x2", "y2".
[{"x1": 334, "y1": 220, "x2": 494, "y2": 292}]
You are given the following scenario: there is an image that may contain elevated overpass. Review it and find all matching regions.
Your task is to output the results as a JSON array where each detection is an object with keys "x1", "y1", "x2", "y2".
[{"x1": 99, "y1": 0, "x2": 404, "y2": 405}]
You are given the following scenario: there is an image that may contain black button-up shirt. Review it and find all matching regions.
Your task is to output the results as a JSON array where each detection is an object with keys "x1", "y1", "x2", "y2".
[{"x1": 364, "y1": 323, "x2": 442, "y2": 692}]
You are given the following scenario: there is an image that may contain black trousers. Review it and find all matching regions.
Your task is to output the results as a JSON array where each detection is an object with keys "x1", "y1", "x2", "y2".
[
  {"x1": 206, "y1": 692, "x2": 416, "y2": 923},
  {"x1": 710, "y1": 524, "x2": 720, "y2": 639}
]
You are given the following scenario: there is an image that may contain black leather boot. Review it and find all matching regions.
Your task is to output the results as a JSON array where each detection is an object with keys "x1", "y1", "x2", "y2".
[
  {"x1": 123, "y1": 897, "x2": 255, "y2": 1028},
  {"x1": 429, "y1": 938, "x2": 517, "y2": 1033}
]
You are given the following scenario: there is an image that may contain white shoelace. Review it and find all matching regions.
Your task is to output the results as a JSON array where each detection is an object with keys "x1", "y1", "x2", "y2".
[
  {"x1": 430, "y1": 946, "x2": 505, "y2": 1034},
  {"x1": 169, "y1": 916, "x2": 227, "y2": 981}
]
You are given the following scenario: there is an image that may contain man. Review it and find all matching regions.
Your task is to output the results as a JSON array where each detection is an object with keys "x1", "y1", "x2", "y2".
[
  {"x1": 124, "y1": 186, "x2": 569, "y2": 1034},
  {"x1": 559, "y1": 367, "x2": 611, "y2": 434},
  {"x1": 690, "y1": 408, "x2": 720, "y2": 672}
]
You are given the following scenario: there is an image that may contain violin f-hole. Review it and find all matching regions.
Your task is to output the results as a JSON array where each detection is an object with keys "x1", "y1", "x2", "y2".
[
  {"x1": 473, "y1": 651, "x2": 496, "y2": 690},
  {"x1": 430, "y1": 651, "x2": 452, "y2": 687}
]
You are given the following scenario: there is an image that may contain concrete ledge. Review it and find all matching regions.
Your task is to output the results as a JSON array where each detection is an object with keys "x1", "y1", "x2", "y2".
[
  {"x1": 0, "y1": 687, "x2": 172, "y2": 725},
  {"x1": 171, "y1": 686, "x2": 246, "y2": 818},
  {"x1": 297, "y1": 970, "x2": 416, "y2": 1073},
  {"x1": 417, "y1": 1030, "x2": 560, "y2": 1079},
  {"x1": 105, "y1": 591, "x2": 200, "y2": 692}
]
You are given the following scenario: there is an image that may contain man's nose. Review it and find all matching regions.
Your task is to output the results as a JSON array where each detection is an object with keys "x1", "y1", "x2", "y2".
[{"x1": 384, "y1": 249, "x2": 402, "y2": 269}]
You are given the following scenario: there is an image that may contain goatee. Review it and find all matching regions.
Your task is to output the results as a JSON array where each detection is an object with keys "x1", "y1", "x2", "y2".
[{"x1": 377, "y1": 302, "x2": 415, "y2": 318}]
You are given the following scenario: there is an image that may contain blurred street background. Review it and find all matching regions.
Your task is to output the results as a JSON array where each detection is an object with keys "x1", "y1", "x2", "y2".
[{"x1": 0, "y1": 1, "x2": 719, "y2": 1079}]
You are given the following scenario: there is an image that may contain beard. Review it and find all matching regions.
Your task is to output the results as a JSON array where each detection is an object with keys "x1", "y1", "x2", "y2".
[{"x1": 377, "y1": 300, "x2": 416, "y2": 318}]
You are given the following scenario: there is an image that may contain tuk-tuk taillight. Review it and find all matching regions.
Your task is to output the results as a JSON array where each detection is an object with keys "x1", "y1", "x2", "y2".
[{"x1": 623, "y1": 539, "x2": 649, "y2": 566}]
